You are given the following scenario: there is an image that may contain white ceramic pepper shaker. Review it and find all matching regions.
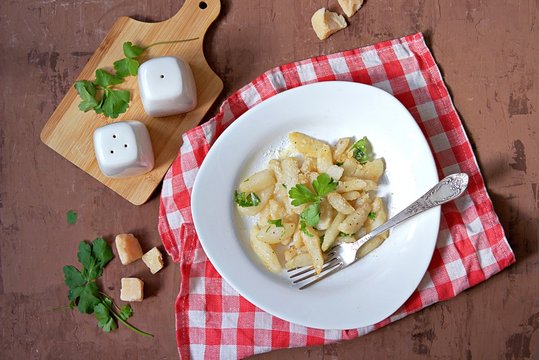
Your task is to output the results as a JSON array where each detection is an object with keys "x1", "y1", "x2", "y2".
[{"x1": 138, "y1": 56, "x2": 197, "y2": 117}]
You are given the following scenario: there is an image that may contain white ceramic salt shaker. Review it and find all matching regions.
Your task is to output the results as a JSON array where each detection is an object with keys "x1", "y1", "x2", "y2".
[
  {"x1": 138, "y1": 56, "x2": 197, "y2": 117},
  {"x1": 93, "y1": 121, "x2": 154, "y2": 178}
]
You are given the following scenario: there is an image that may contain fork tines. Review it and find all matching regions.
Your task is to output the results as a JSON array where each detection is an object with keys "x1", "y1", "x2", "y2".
[{"x1": 288, "y1": 256, "x2": 343, "y2": 290}]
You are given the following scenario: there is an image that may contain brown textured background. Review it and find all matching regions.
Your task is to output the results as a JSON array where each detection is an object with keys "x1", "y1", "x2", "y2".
[{"x1": 1, "y1": 0, "x2": 538, "y2": 359}]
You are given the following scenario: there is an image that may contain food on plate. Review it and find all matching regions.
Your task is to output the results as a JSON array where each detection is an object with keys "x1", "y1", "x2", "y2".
[
  {"x1": 115, "y1": 233, "x2": 143, "y2": 265},
  {"x1": 142, "y1": 247, "x2": 164, "y2": 274},
  {"x1": 234, "y1": 132, "x2": 388, "y2": 274},
  {"x1": 120, "y1": 277, "x2": 144, "y2": 302},
  {"x1": 311, "y1": 8, "x2": 347, "y2": 40},
  {"x1": 337, "y1": 0, "x2": 364, "y2": 17}
]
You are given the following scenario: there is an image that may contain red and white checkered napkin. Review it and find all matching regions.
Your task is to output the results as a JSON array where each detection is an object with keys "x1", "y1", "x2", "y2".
[{"x1": 158, "y1": 33, "x2": 515, "y2": 359}]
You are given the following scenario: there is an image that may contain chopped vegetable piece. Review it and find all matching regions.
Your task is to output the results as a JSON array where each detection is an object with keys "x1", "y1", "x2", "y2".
[
  {"x1": 234, "y1": 191, "x2": 261, "y2": 207},
  {"x1": 267, "y1": 219, "x2": 283, "y2": 227},
  {"x1": 351, "y1": 137, "x2": 371, "y2": 164}
]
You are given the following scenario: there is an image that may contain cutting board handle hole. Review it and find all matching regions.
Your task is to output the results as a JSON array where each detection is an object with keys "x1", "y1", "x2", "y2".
[{"x1": 199, "y1": 1, "x2": 207, "y2": 9}]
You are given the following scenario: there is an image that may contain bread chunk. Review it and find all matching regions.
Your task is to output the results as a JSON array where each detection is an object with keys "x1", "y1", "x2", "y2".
[
  {"x1": 120, "y1": 278, "x2": 144, "y2": 302},
  {"x1": 338, "y1": 0, "x2": 364, "y2": 17},
  {"x1": 142, "y1": 247, "x2": 164, "y2": 274},
  {"x1": 311, "y1": 8, "x2": 347, "y2": 40},
  {"x1": 115, "y1": 233, "x2": 143, "y2": 265}
]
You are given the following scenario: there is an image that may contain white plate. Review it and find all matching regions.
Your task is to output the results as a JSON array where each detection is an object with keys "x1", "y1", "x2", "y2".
[{"x1": 192, "y1": 82, "x2": 439, "y2": 329}]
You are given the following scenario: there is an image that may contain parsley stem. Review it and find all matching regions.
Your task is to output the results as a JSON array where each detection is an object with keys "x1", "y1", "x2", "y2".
[
  {"x1": 100, "y1": 294, "x2": 154, "y2": 337},
  {"x1": 143, "y1": 38, "x2": 199, "y2": 50},
  {"x1": 111, "y1": 311, "x2": 154, "y2": 337}
]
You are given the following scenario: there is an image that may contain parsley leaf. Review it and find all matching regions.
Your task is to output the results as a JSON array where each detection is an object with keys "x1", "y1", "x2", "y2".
[
  {"x1": 267, "y1": 219, "x2": 283, "y2": 227},
  {"x1": 63, "y1": 265, "x2": 86, "y2": 289},
  {"x1": 288, "y1": 184, "x2": 318, "y2": 206},
  {"x1": 351, "y1": 137, "x2": 371, "y2": 164},
  {"x1": 234, "y1": 191, "x2": 260, "y2": 207},
  {"x1": 300, "y1": 202, "x2": 320, "y2": 227},
  {"x1": 123, "y1": 41, "x2": 144, "y2": 59},
  {"x1": 368, "y1": 211, "x2": 376, "y2": 220},
  {"x1": 95, "y1": 69, "x2": 123, "y2": 87},
  {"x1": 77, "y1": 282, "x2": 101, "y2": 313},
  {"x1": 119, "y1": 304, "x2": 133, "y2": 321},
  {"x1": 92, "y1": 237, "x2": 114, "y2": 268},
  {"x1": 76, "y1": 241, "x2": 93, "y2": 270},
  {"x1": 83, "y1": 257, "x2": 103, "y2": 281},
  {"x1": 66, "y1": 210, "x2": 78, "y2": 225},
  {"x1": 74, "y1": 81, "x2": 98, "y2": 112},
  {"x1": 93, "y1": 95, "x2": 105, "y2": 114},
  {"x1": 289, "y1": 173, "x2": 337, "y2": 207},
  {"x1": 113, "y1": 58, "x2": 140, "y2": 77},
  {"x1": 101, "y1": 88, "x2": 130, "y2": 119},
  {"x1": 338, "y1": 231, "x2": 351, "y2": 237},
  {"x1": 312, "y1": 173, "x2": 337, "y2": 197},
  {"x1": 95, "y1": 302, "x2": 117, "y2": 333}
]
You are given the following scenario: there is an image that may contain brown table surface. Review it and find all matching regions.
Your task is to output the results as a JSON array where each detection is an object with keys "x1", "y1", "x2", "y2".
[{"x1": 1, "y1": 0, "x2": 538, "y2": 359}]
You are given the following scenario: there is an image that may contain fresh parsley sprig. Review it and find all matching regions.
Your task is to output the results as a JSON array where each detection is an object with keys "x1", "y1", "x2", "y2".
[
  {"x1": 288, "y1": 173, "x2": 336, "y2": 206},
  {"x1": 289, "y1": 173, "x2": 337, "y2": 236},
  {"x1": 63, "y1": 238, "x2": 153, "y2": 337},
  {"x1": 74, "y1": 38, "x2": 198, "y2": 119},
  {"x1": 288, "y1": 184, "x2": 319, "y2": 206}
]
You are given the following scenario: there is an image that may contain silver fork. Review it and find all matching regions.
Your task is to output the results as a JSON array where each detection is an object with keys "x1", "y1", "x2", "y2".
[{"x1": 288, "y1": 173, "x2": 469, "y2": 289}]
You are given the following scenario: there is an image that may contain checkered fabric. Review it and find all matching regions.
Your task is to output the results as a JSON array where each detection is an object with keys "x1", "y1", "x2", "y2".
[{"x1": 158, "y1": 33, "x2": 515, "y2": 359}]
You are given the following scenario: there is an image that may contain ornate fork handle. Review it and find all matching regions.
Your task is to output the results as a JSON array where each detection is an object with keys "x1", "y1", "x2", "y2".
[{"x1": 351, "y1": 173, "x2": 469, "y2": 252}]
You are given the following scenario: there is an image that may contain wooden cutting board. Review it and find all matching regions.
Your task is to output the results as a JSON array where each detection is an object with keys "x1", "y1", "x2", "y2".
[{"x1": 40, "y1": 0, "x2": 223, "y2": 205}]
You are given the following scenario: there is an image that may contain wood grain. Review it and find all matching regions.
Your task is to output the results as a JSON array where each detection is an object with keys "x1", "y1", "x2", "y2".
[
  {"x1": 1, "y1": 0, "x2": 538, "y2": 359},
  {"x1": 40, "y1": 0, "x2": 223, "y2": 205}
]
